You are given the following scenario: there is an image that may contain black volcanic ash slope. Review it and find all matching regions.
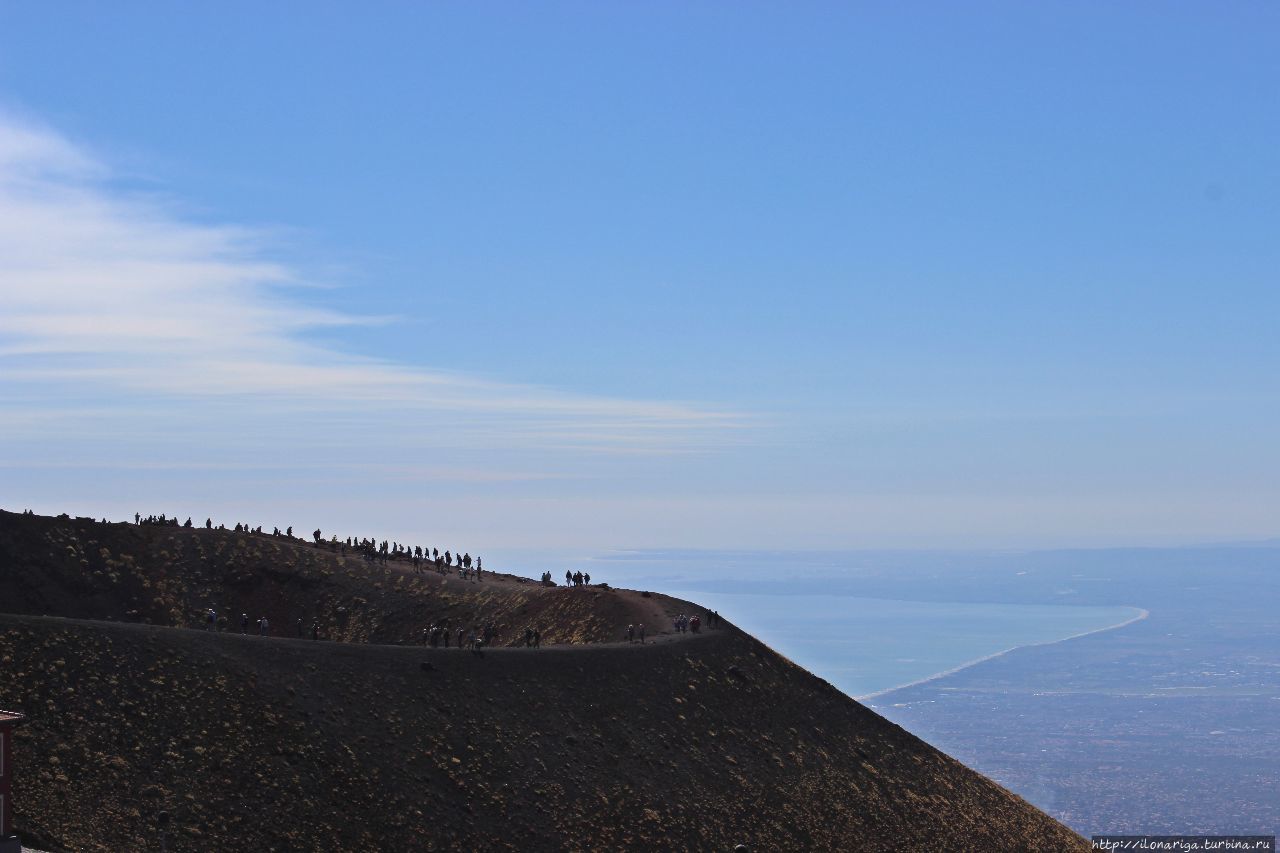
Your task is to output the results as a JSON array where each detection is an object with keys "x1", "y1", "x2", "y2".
[{"x1": 0, "y1": 511, "x2": 1088, "y2": 851}]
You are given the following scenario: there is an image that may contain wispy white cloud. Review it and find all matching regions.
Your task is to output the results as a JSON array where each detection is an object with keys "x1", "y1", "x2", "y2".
[{"x1": 0, "y1": 114, "x2": 743, "y2": 457}]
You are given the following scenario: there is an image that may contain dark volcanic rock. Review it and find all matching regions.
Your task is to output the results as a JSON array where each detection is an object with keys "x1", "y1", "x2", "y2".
[{"x1": 0, "y1": 510, "x2": 1087, "y2": 852}]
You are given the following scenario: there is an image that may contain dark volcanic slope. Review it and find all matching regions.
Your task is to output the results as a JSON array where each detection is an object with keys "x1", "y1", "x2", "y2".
[{"x1": 0, "y1": 512, "x2": 1087, "y2": 851}]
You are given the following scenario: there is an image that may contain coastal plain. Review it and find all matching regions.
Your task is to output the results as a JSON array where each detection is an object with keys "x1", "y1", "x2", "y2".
[{"x1": 865, "y1": 546, "x2": 1280, "y2": 836}]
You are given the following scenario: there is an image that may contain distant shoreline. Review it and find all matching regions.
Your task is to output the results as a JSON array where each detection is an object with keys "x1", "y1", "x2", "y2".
[{"x1": 860, "y1": 606, "x2": 1149, "y2": 702}]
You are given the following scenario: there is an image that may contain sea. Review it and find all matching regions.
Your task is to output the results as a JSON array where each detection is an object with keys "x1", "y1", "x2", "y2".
[
  {"x1": 655, "y1": 589, "x2": 1138, "y2": 698},
  {"x1": 490, "y1": 547, "x2": 1142, "y2": 699}
]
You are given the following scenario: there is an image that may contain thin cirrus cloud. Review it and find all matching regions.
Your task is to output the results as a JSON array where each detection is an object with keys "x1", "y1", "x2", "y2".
[{"x1": 0, "y1": 114, "x2": 743, "y2": 459}]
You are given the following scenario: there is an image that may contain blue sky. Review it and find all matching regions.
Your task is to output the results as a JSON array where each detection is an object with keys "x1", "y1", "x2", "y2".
[{"x1": 1, "y1": 3, "x2": 1277, "y2": 551}]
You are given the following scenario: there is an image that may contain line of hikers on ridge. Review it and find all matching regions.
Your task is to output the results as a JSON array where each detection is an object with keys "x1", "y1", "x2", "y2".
[
  {"x1": 361, "y1": 541, "x2": 483, "y2": 581},
  {"x1": 129, "y1": 513, "x2": 627, "y2": 594},
  {"x1": 133, "y1": 512, "x2": 484, "y2": 582}
]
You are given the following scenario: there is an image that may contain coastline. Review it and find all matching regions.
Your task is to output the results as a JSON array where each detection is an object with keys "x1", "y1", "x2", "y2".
[{"x1": 860, "y1": 606, "x2": 1149, "y2": 703}]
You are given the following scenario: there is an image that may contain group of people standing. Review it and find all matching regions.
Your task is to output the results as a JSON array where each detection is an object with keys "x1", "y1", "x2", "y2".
[
  {"x1": 204, "y1": 608, "x2": 326, "y2": 640},
  {"x1": 203, "y1": 608, "x2": 275, "y2": 636},
  {"x1": 420, "y1": 623, "x2": 545, "y2": 649},
  {"x1": 537, "y1": 569, "x2": 592, "y2": 587},
  {"x1": 422, "y1": 621, "x2": 496, "y2": 651},
  {"x1": 136, "y1": 513, "x2": 188, "y2": 527}
]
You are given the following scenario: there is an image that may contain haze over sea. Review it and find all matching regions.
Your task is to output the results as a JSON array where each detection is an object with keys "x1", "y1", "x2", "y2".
[{"x1": 490, "y1": 548, "x2": 1142, "y2": 698}]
